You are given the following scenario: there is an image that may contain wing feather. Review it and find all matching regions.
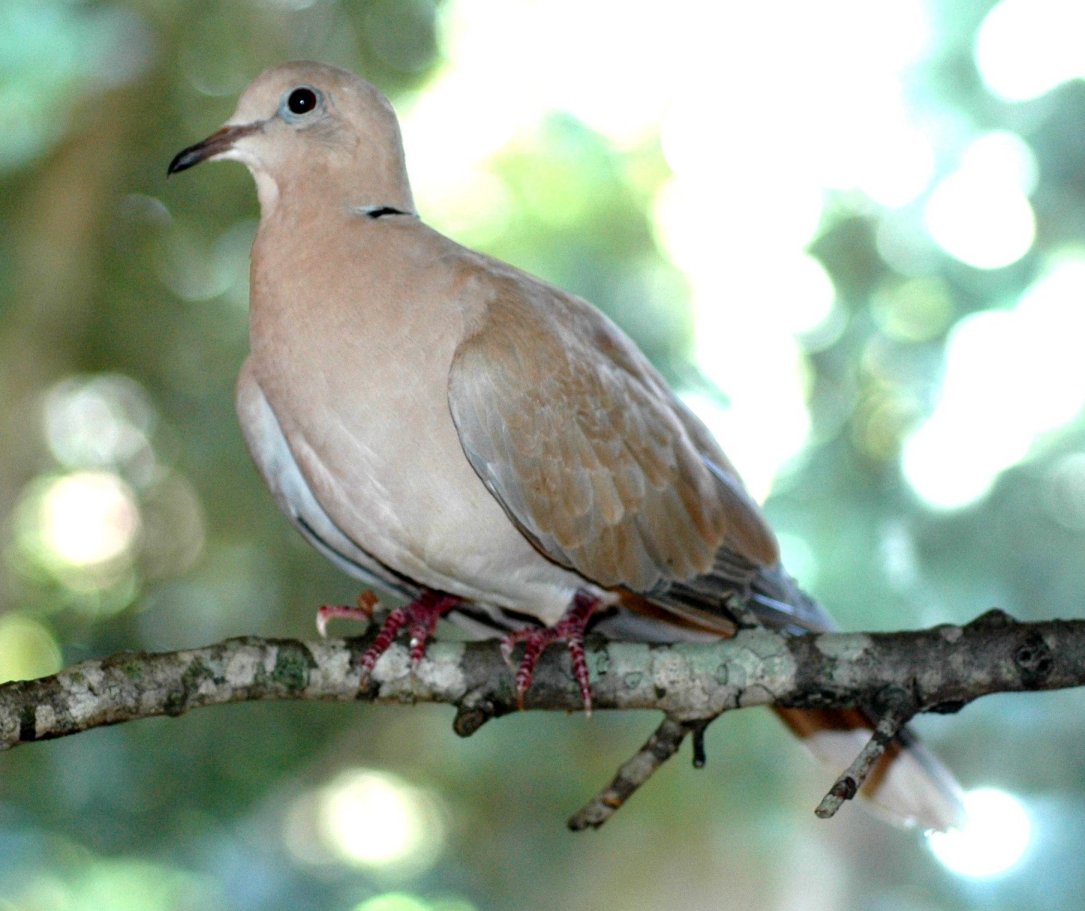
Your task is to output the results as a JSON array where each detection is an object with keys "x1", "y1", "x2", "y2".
[{"x1": 448, "y1": 275, "x2": 777, "y2": 592}]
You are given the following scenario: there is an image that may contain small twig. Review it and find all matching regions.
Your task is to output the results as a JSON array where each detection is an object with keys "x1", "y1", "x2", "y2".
[
  {"x1": 690, "y1": 719, "x2": 710, "y2": 768},
  {"x1": 814, "y1": 691, "x2": 915, "y2": 819},
  {"x1": 567, "y1": 714, "x2": 693, "y2": 830},
  {"x1": 452, "y1": 687, "x2": 505, "y2": 737}
]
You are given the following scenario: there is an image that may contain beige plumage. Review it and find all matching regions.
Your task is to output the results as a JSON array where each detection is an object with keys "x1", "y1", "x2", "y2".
[{"x1": 169, "y1": 61, "x2": 963, "y2": 829}]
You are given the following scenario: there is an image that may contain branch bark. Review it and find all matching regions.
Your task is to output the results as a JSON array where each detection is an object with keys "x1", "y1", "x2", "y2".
[{"x1": 2, "y1": 609, "x2": 1080, "y2": 826}]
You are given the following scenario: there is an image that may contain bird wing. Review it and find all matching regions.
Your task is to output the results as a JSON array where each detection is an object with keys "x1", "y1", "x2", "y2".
[{"x1": 447, "y1": 268, "x2": 778, "y2": 594}]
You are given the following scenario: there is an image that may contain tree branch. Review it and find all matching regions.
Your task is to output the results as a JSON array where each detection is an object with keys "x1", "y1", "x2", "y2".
[
  {"x1": 2, "y1": 610, "x2": 1081, "y2": 826},
  {"x1": 567, "y1": 715, "x2": 695, "y2": 830}
]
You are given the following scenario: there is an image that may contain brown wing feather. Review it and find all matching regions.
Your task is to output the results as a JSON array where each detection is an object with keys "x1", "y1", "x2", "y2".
[{"x1": 448, "y1": 272, "x2": 778, "y2": 592}]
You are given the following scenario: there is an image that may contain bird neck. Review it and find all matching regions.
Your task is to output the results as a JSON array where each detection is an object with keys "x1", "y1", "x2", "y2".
[
  {"x1": 254, "y1": 146, "x2": 415, "y2": 226},
  {"x1": 257, "y1": 177, "x2": 415, "y2": 230},
  {"x1": 341, "y1": 172, "x2": 415, "y2": 217}
]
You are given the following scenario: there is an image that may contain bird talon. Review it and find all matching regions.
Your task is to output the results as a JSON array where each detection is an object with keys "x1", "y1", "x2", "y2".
[
  {"x1": 500, "y1": 591, "x2": 600, "y2": 713},
  {"x1": 357, "y1": 591, "x2": 459, "y2": 679},
  {"x1": 316, "y1": 591, "x2": 382, "y2": 638}
]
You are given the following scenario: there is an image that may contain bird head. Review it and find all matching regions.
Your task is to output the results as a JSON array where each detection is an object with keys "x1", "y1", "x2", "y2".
[{"x1": 168, "y1": 61, "x2": 414, "y2": 216}]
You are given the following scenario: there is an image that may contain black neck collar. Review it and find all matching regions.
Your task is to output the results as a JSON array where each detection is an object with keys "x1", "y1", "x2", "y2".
[{"x1": 357, "y1": 204, "x2": 414, "y2": 219}]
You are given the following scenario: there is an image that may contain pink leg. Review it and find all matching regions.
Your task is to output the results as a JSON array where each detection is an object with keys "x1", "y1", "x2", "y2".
[
  {"x1": 500, "y1": 590, "x2": 600, "y2": 714},
  {"x1": 317, "y1": 590, "x2": 459, "y2": 678}
]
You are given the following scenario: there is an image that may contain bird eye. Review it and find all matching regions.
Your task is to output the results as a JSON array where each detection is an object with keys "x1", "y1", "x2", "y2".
[{"x1": 286, "y1": 87, "x2": 318, "y2": 115}]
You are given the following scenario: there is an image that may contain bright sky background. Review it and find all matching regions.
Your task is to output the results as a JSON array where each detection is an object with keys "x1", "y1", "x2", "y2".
[{"x1": 397, "y1": 0, "x2": 1084, "y2": 513}]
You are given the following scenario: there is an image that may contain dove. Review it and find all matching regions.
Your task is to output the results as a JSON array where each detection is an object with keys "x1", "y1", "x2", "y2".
[{"x1": 168, "y1": 61, "x2": 964, "y2": 829}]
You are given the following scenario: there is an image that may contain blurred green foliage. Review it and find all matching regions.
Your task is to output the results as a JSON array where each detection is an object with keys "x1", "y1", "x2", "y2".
[{"x1": 2, "y1": 2, "x2": 1085, "y2": 910}]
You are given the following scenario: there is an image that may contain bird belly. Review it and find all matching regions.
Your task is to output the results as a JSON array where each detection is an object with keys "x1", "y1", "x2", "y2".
[
  {"x1": 236, "y1": 359, "x2": 419, "y2": 597},
  {"x1": 239, "y1": 356, "x2": 594, "y2": 625}
]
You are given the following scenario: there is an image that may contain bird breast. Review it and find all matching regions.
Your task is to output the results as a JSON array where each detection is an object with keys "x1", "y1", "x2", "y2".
[{"x1": 243, "y1": 214, "x2": 592, "y2": 621}]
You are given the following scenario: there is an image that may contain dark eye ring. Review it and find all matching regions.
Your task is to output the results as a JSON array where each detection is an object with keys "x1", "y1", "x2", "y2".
[{"x1": 287, "y1": 87, "x2": 318, "y2": 115}]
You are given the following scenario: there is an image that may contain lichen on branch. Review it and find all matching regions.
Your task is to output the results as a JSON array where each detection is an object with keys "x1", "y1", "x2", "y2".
[{"x1": 1, "y1": 610, "x2": 1081, "y2": 827}]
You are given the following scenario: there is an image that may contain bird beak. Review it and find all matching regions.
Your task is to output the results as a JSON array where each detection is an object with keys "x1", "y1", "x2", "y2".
[{"x1": 167, "y1": 123, "x2": 260, "y2": 176}]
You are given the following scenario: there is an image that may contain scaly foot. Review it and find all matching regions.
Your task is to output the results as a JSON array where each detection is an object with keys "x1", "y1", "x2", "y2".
[
  {"x1": 500, "y1": 590, "x2": 600, "y2": 713},
  {"x1": 317, "y1": 590, "x2": 460, "y2": 678}
]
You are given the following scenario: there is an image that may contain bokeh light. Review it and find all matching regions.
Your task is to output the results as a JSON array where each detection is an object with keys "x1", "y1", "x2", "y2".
[
  {"x1": 903, "y1": 254, "x2": 1085, "y2": 509},
  {"x1": 43, "y1": 374, "x2": 157, "y2": 478},
  {"x1": 927, "y1": 787, "x2": 1033, "y2": 879},
  {"x1": 975, "y1": 0, "x2": 1085, "y2": 102},
  {"x1": 309, "y1": 769, "x2": 445, "y2": 874},
  {"x1": 1043, "y1": 453, "x2": 1085, "y2": 530},
  {"x1": 923, "y1": 132, "x2": 1037, "y2": 270},
  {"x1": 10, "y1": 854, "x2": 220, "y2": 911},
  {"x1": 872, "y1": 277, "x2": 954, "y2": 344},
  {"x1": 354, "y1": 895, "x2": 432, "y2": 911},
  {"x1": 29, "y1": 470, "x2": 141, "y2": 569},
  {"x1": 0, "y1": 613, "x2": 62, "y2": 683},
  {"x1": 353, "y1": 894, "x2": 477, "y2": 911}
]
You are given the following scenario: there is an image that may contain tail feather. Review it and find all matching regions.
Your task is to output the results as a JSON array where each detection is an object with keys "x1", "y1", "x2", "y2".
[
  {"x1": 751, "y1": 566, "x2": 965, "y2": 829},
  {"x1": 774, "y1": 707, "x2": 965, "y2": 830}
]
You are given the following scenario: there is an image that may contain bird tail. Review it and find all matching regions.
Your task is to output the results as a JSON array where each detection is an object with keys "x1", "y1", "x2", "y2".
[
  {"x1": 749, "y1": 565, "x2": 965, "y2": 830},
  {"x1": 772, "y1": 706, "x2": 964, "y2": 830}
]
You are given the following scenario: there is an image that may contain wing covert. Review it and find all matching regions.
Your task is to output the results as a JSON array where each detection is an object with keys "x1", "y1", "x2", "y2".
[{"x1": 447, "y1": 280, "x2": 777, "y2": 592}]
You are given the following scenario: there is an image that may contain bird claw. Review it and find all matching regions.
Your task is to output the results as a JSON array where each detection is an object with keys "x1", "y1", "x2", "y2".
[
  {"x1": 315, "y1": 591, "x2": 381, "y2": 638},
  {"x1": 357, "y1": 591, "x2": 459, "y2": 679},
  {"x1": 500, "y1": 591, "x2": 599, "y2": 715}
]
